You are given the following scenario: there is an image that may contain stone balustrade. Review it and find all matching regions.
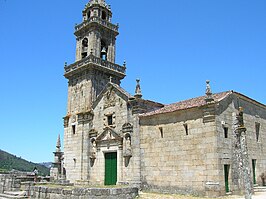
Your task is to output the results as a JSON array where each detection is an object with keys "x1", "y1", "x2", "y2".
[
  {"x1": 64, "y1": 54, "x2": 126, "y2": 75},
  {"x1": 75, "y1": 16, "x2": 119, "y2": 33}
]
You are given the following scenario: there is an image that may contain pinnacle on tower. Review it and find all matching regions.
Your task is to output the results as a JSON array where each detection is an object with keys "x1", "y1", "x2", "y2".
[
  {"x1": 134, "y1": 79, "x2": 142, "y2": 99},
  {"x1": 205, "y1": 80, "x2": 214, "y2": 103},
  {"x1": 56, "y1": 134, "x2": 61, "y2": 152}
]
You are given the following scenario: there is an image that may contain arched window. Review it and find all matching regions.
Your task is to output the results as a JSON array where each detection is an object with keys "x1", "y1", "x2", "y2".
[
  {"x1": 87, "y1": 11, "x2": 91, "y2": 19},
  {"x1": 81, "y1": 38, "x2": 88, "y2": 59},
  {"x1": 102, "y1": 11, "x2": 107, "y2": 20}
]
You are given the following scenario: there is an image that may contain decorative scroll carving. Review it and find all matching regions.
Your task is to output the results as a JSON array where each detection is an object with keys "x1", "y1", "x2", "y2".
[{"x1": 89, "y1": 129, "x2": 98, "y2": 139}]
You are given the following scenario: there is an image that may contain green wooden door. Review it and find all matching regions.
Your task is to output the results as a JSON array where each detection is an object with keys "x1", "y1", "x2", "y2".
[
  {"x1": 224, "y1": 165, "x2": 230, "y2": 193},
  {"x1": 105, "y1": 152, "x2": 117, "y2": 185},
  {"x1": 252, "y1": 159, "x2": 256, "y2": 184}
]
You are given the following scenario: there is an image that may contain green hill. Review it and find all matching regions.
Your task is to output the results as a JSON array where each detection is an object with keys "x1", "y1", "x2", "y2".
[{"x1": 0, "y1": 149, "x2": 50, "y2": 176}]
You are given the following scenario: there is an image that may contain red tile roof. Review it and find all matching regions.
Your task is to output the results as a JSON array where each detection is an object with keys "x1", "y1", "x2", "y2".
[{"x1": 140, "y1": 91, "x2": 232, "y2": 117}]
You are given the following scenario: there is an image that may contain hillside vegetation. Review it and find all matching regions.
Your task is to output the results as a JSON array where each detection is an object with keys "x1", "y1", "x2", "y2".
[{"x1": 0, "y1": 149, "x2": 50, "y2": 176}]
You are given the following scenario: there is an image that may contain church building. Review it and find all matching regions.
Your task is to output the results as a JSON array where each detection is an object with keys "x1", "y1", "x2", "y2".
[{"x1": 51, "y1": 0, "x2": 266, "y2": 197}]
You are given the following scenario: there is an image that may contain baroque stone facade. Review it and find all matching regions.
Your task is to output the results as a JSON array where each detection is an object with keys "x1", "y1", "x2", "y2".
[{"x1": 51, "y1": 0, "x2": 266, "y2": 197}]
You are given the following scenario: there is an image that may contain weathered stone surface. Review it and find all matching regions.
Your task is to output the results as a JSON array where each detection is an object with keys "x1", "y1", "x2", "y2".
[
  {"x1": 55, "y1": 0, "x2": 266, "y2": 198},
  {"x1": 0, "y1": 174, "x2": 21, "y2": 193},
  {"x1": 29, "y1": 186, "x2": 138, "y2": 199}
]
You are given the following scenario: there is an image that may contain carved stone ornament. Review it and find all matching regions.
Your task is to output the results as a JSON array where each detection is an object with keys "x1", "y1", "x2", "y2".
[
  {"x1": 104, "y1": 86, "x2": 116, "y2": 109},
  {"x1": 78, "y1": 111, "x2": 93, "y2": 124},
  {"x1": 89, "y1": 129, "x2": 98, "y2": 138},
  {"x1": 123, "y1": 134, "x2": 132, "y2": 157},
  {"x1": 96, "y1": 127, "x2": 123, "y2": 144},
  {"x1": 122, "y1": 123, "x2": 133, "y2": 133}
]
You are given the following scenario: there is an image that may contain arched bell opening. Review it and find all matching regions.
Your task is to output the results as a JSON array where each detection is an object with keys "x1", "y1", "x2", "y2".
[
  {"x1": 100, "y1": 40, "x2": 108, "y2": 61},
  {"x1": 87, "y1": 10, "x2": 91, "y2": 19},
  {"x1": 81, "y1": 38, "x2": 88, "y2": 59},
  {"x1": 102, "y1": 10, "x2": 107, "y2": 20}
]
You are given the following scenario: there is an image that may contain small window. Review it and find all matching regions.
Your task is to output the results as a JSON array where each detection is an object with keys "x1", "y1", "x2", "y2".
[
  {"x1": 82, "y1": 52, "x2": 87, "y2": 59},
  {"x1": 159, "y1": 127, "x2": 163, "y2": 138},
  {"x1": 107, "y1": 115, "x2": 113, "y2": 126},
  {"x1": 224, "y1": 127, "x2": 228, "y2": 138},
  {"x1": 73, "y1": 158, "x2": 76, "y2": 168},
  {"x1": 255, "y1": 123, "x2": 260, "y2": 142},
  {"x1": 72, "y1": 125, "x2": 76, "y2": 134},
  {"x1": 183, "y1": 123, "x2": 188, "y2": 135}
]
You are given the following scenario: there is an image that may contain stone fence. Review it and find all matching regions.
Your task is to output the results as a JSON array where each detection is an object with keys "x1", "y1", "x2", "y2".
[
  {"x1": 0, "y1": 174, "x2": 21, "y2": 193},
  {"x1": 30, "y1": 185, "x2": 138, "y2": 199}
]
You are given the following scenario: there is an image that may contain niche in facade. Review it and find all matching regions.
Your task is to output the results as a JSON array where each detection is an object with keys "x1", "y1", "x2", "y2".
[
  {"x1": 90, "y1": 138, "x2": 97, "y2": 167},
  {"x1": 124, "y1": 133, "x2": 132, "y2": 167}
]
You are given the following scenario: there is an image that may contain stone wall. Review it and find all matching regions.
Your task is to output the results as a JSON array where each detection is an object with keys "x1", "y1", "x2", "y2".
[
  {"x1": 0, "y1": 174, "x2": 21, "y2": 193},
  {"x1": 139, "y1": 108, "x2": 219, "y2": 196},
  {"x1": 216, "y1": 94, "x2": 266, "y2": 194},
  {"x1": 89, "y1": 86, "x2": 141, "y2": 186},
  {"x1": 139, "y1": 93, "x2": 266, "y2": 197},
  {"x1": 30, "y1": 186, "x2": 138, "y2": 199}
]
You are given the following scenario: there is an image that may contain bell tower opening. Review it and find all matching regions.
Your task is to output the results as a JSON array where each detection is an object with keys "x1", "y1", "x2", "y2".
[
  {"x1": 101, "y1": 40, "x2": 107, "y2": 60},
  {"x1": 102, "y1": 10, "x2": 107, "y2": 20},
  {"x1": 63, "y1": 0, "x2": 126, "y2": 184},
  {"x1": 81, "y1": 38, "x2": 88, "y2": 59}
]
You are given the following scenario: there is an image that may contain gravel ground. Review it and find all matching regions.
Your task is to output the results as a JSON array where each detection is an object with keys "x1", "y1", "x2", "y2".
[{"x1": 138, "y1": 191, "x2": 266, "y2": 199}]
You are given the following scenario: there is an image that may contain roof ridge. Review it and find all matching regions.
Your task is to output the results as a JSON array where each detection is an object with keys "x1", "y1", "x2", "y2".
[
  {"x1": 165, "y1": 90, "x2": 231, "y2": 106},
  {"x1": 140, "y1": 90, "x2": 232, "y2": 117}
]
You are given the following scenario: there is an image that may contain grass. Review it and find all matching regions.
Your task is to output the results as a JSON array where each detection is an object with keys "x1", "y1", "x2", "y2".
[
  {"x1": 137, "y1": 192, "x2": 243, "y2": 199},
  {"x1": 0, "y1": 168, "x2": 9, "y2": 173}
]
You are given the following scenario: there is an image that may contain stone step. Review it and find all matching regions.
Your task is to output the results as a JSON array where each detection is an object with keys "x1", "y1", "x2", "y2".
[
  {"x1": 254, "y1": 186, "x2": 266, "y2": 192},
  {"x1": 0, "y1": 192, "x2": 28, "y2": 199}
]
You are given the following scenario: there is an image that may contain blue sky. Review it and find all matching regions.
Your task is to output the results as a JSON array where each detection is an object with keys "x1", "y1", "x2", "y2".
[{"x1": 0, "y1": 0, "x2": 265, "y2": 163}]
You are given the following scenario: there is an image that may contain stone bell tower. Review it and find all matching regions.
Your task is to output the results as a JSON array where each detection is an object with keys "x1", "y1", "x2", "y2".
[{"x1": 63, "y1": 0, "x2": 126, "y2": 183}]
